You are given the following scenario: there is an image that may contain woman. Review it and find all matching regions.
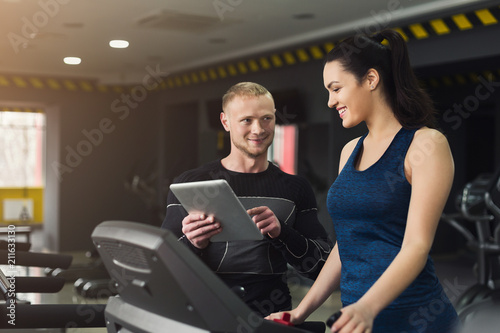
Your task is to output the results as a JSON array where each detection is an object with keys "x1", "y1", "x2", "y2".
[{"x1": 267, "y1": 29, "x2": 459, "y2": 332}]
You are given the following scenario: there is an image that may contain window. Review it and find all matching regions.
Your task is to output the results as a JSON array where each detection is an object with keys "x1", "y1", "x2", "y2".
[{"x1": 0, "y1": 110, "x2": 45, "y2": 224}]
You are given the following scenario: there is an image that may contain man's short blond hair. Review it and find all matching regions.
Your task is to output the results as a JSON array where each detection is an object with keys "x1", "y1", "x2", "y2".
[{"x1": 222, "y1": 82, "x2": 274, "y2": 112}]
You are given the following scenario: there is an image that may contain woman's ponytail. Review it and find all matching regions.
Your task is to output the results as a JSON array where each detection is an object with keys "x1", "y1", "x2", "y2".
[{"x1": 379, "y1": 30, "x2": 437, "y2": 128}]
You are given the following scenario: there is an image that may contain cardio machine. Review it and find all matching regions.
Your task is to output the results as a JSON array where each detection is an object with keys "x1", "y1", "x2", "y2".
[
  {"x1": 0, "y1": 246, "x2": 105, "y2": 330},
  {"x1": 91, "y1": 220, "x2": 326, "y2": 333},
  {"x1": 441, "y1": 168, "x2": 500, "y2": 314}
]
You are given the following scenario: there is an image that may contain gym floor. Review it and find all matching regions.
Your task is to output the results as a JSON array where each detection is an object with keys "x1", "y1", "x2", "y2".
[{"x1": 10, "y1": 228, "x2": 476, "y2": 333}]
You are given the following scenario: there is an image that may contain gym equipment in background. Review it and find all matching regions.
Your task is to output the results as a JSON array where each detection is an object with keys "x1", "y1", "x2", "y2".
[
  {"x1": 458, "y1": 293, "x2": 500, "y2": 333},
  {"x1": 0, "y1": 249, "x2": 106, "y2": 329},
  {"x1": 441, "y1": 169, "x2": 500, "y2": 314}
]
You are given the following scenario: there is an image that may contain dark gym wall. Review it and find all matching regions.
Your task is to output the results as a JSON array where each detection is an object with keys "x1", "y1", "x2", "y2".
[{"x1": 411, "y1": 24, "x2": 500, "y2": 197}]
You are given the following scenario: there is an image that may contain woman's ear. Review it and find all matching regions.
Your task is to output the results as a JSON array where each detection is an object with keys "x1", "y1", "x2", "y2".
[
  {"x1": 366, "y1": 68, "x2": 380, "y2": 90},
  {"x1": 220, "y1": 111, "x2": 230, "y2": 132}
]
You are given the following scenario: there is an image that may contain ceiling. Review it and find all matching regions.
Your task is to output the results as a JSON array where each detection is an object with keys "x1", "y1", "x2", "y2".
[{"x1": 0, "y1": 0, "x2": 495, "y2": 84}]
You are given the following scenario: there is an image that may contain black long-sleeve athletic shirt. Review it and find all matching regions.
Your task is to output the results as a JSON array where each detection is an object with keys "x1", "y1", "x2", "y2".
[{"x1": 161, "y1": 160, "x2": 332, "y2": 316}]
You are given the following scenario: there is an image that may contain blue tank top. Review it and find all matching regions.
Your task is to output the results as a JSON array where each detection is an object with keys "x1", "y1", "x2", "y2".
[{"x1": 327, "y1": 127, "x2": 443, "y2": 308}]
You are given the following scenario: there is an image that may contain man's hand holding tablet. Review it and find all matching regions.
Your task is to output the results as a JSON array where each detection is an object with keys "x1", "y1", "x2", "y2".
[{"x1": 181, "y1": 213, "x2": 222, "y2": 249}]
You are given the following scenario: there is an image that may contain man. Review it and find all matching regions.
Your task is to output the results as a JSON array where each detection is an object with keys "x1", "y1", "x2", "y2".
[{"x1": 161, "y1": 82, "x2": 332, "y2": 317}]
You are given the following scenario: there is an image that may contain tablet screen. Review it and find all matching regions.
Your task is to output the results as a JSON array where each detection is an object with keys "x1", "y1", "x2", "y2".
[{"x1": 170, "y1": 180, "x2": 264, "y2": 242}]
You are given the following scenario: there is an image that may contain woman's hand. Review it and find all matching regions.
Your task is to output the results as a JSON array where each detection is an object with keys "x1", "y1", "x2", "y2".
[
  {"x1": 265, "y1": 309, "x2": 305, "y2": 326},
  {"x1": 330, "y1": 303, "x2": 374, "y2": 333}
]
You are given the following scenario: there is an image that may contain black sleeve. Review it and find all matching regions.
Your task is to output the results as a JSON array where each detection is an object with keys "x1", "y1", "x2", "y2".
[
  {"x1": 161, "y1": 181, "x2": 208, "y2": 256},
  {"x1": 161, "y1": 189, "x2": 185, "y2": 236},
  {"x1": 269, "y1": 179, "x2": 333, "y2": 279},
  {"x1": 160, "y1": 164, "x2": 214, "y2": 237}
]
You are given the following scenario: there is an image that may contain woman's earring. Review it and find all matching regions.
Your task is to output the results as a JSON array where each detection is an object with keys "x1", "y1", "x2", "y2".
[{"x1": 371, "y1": 85, "x2": 374, "y2": 89}]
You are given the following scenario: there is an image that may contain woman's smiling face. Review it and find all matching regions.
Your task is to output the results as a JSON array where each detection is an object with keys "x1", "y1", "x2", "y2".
[{"x1": 323, "y1": 60, "x2": 374, "y2": 128}]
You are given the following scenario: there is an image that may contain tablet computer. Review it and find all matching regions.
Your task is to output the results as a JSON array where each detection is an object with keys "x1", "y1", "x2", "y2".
[{"x1": 169, "y1": 179, "x2": 264, "y2": 242}]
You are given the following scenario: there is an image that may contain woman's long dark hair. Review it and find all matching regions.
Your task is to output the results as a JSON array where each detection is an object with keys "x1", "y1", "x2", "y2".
[{"x1": 325, "y1": 29, "x2": 436, "y2": 129}]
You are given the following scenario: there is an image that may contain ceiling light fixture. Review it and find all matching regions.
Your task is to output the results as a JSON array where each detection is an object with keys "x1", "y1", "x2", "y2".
[
  {"x1": 63, "y1": 57, "x2": 81, "y2": 65},
  {"x1": 109, "y1": 40, "x2": 129, "y2": 49}
]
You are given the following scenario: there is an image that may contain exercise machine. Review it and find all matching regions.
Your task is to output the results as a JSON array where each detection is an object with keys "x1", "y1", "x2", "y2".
[
  {"x1": 92, "y1": 220, "x2": 326, "y2": 333},
  {"x1": 0, "y1": 248, "x2": 106, "y2": 330},
  {"x1": 441, "y1": 169, "x2": 500, "y2": 314}
]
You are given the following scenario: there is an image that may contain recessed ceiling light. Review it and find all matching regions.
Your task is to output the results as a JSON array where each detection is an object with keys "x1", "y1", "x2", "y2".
[
  {"x1": 64, "y1": 57, "x2": 81, "y2": 65},
  {"x1": 109, "y1": 40, "x2": 129, "y2": 49}
]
